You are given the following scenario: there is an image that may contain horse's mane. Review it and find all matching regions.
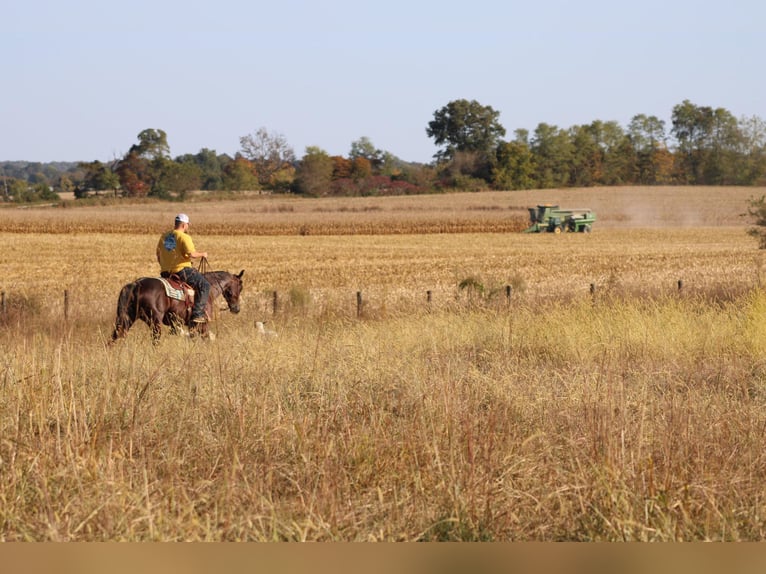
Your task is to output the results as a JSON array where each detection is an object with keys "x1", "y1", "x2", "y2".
[
  {"x1": 203, "y1": 270, "x2": 238, "y2": 298},
  {"x1": 203, "y1": 270, "x2": 231, "y2": 282}
]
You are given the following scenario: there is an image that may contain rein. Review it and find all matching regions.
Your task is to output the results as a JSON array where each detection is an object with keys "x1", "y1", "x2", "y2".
[{"x1": 198, "y1": 261, "x2": 235, "y2": 311}]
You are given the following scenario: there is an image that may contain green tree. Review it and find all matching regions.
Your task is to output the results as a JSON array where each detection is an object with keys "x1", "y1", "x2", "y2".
[
  {"x1": 130, "y1": 128, "x2": 170, "y2": 160},
  {"x1": 176, "y1": 149, "x2": 225, "y2": 190},
  {"x1": 349, "y1": 136, "x2": 383, "y2": 171},
  {"x1": 671, "y1": 100, "x2": 715, "y2": 183},
  {"x1": 34, "y1": 182, "x2": 59, "y2": 201},
  {"x1": 491, "y1": 141, "x2": 535, "y2": 190},
  {"x1": 735, "y1": 115, "x2": 766, "y2": 185},
  {"x1": 159, "y1": 162, "x2": 203, "y2": 199},
  {"x1": 747, "y1": 195, "x2": 766, "y2": 248},
  {"x1": 569, "y1": 124, "x2": 602, "y2": 187},
  {"x1": 293, "y1": 147, "x2": 334, "y2": 196},
  {"x1": 426, "y1": 99, "x2": 506, "y2": 166},
  {"x1": 530, "y1": 123, "x2": 573, "y2": 188},
  {"x1": 593, "y1": 121, "x2": 634, "y2": 185},
  {"x1": 10, "y1": 179, "x2": 32, "y2": 203},
  {"x1": 78, "y1": 160, "x2": 120, "y2": 197},
  {"x1": 703, "y1": 107, "x2": 741, "y2": 184}
]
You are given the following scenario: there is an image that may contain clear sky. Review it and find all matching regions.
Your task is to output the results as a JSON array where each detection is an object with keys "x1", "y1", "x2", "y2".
[{"x1": 2, "y1": 0, "x2": 763, "y2": 164}]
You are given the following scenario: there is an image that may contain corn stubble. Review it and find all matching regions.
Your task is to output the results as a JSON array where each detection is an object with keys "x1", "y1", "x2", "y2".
[{"x1": 2, "y1": 187, "x2": 766, "y2": 541}]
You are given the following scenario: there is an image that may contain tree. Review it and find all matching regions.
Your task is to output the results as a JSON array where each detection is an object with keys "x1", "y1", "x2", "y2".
[
  {"x1": 331, "y1": 156, "x2": 352, "y2": 180},
  {"x1": 426, "y1": 99, "x2": 506, "y2": 164},
  {"x1": 492, "y1": 141, "x2": 535, "y2": 190},
  {"x1": 130, "y1": 128, "x2": 170, "y2": 160},
  {"x1": 703, "y1": 107, "x2": 741, "y2": 184},
  {"x1": 159, "y1": 162, "x2": 203, "y2": 199},
  {"x1": 350, "y1": 157, "x2": 372, "y2": 180},
  {"x1": 747, "y1": 195, "x2": 766, "y2": 248},
  {"x1": 569, "y1": 124, "x2": 602, "y2": 187},
  {"x1": 293, "y1": 147, "x2": 333, "y2": 196},
  {"x1": 735, "y1": 115, "x2": 766, "y2": 185},
  {"x1": 671, "y1": 100, "x2": 715, "y2": 183},
  {"x1": 349, "y1": 136, "x2": 383, "y2": 170},
  {"x1": 176, "y1": 149, "x2": 226, "y2": 190},
  {"x1": 530, "y1": 123, "x2": 573, "y2": 188},
  {"x1": 117, "y1": 129, "x2": 172, "y2": 197},
  {"x1": 116, "y1": 151, "x2": 150, "y2": 197},
  {"x1": 629, "y1": 114, "x2": 670, "y2": 184},
  {"x1": 239, "y1": 127, "x2": 296, "y2": 188},
  {"x1": 222, "y1": 157, "x2": 259, "y2": 191},
  {"x1": 78, "y1": 160, "x2": 120, "y2": 197}
]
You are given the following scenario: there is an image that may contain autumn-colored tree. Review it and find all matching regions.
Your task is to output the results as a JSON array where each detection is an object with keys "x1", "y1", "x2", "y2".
[
  {"x1": 269, "y1": 165, "x2": 296, "y2": 192},
  {"x1": 116, "y1": 151, "x2": 150, "y2": 197},
  {"x1": 350, "y1": 157, "x2": 372, "y2": 180},
  {"x1": 331, "y1": 156, "x2": 352, "y2": 180}
]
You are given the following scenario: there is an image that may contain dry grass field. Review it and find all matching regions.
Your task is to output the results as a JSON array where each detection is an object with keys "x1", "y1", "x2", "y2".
[{"x1": 2, "y1": 186, "x2": 766, "y2": 541}]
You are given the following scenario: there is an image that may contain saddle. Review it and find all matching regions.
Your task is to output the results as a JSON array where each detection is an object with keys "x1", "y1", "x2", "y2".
[{"x1": 158, "y1": 275, "x2": 195, "y2": 303}]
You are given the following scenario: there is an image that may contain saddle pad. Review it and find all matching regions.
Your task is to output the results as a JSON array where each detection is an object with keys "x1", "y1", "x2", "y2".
[{"x1": 157, "y1": 277, "x2": 191, "y2": 301}]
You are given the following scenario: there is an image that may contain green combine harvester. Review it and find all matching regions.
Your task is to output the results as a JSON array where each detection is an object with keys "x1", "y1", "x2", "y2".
[{"x1": 523, "y1": 204, "x2": 596, "y2": 233}]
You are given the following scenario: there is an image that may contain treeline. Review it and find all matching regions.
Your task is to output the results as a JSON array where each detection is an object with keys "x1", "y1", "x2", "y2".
[{"x1": 2, "y1": 99, "x2": 765, "y2": 204}]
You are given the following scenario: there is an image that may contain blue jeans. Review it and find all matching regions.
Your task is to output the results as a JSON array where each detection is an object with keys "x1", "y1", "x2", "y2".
[{"x1": 176, "y1": 267, "x2": 210, "y2": 319}]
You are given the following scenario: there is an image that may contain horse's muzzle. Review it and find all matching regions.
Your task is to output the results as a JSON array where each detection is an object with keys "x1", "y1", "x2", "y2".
[{"x1": 229, "y1": 304, "x2": 240, "y2": 314}]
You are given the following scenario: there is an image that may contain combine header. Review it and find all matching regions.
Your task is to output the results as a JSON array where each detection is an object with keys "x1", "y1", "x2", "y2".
[{"x1": 523, "y1": 204, "x2": 596, "y2": 233}]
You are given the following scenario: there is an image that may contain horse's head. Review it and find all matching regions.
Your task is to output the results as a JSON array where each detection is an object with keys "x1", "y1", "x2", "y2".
[{"x1": 221, "y1": 269, "x2": 244, "y2": 314}]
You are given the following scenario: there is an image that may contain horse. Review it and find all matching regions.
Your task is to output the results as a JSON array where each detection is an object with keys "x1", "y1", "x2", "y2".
[{"x1": 111, "y1": 270, "x2": 244, "y2": 344}]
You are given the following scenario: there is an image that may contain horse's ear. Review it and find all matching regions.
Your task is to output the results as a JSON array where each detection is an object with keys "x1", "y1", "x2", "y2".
[{"x1": 237, "y1": 270, "x2": 245, "y2": 278}]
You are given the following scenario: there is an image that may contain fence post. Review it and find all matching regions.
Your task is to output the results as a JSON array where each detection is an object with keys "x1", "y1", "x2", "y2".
[
  {"x1": 1, "y1": 291, "x2": 5, "y2": 316},
  {"x1": 678, "y1": 279, "x2": 683, "y2": 292},
  {"x1": 272, "y1": 290, "x2": 278, "y2": 314},
  {"x1": 590, "y1": 283, "x2": 596, "y2": 303},
  {"x1": 506, "y1": 285, "x2": 512, "y2": 305},
  {"x1": 357, "y1": 291, "x2": 363, "y2": 318},
  {"x1": 64, "y1": 290, "x2": 69, "y2": 321}
]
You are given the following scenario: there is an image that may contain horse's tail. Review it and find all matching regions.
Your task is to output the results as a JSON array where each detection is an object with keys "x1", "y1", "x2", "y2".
[{"x1": 111, "y1": 280, "x2": 139, "y2": 342}]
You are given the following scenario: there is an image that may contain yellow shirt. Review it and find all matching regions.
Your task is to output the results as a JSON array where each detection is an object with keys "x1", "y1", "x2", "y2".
[{"x1": 157, "y1": 229, "x2": 197, "y2": 273}]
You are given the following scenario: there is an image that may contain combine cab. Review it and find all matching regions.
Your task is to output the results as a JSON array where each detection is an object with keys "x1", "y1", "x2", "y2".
[{"x1": 523, "y1": 204, "x2": 596, "y2": 233}]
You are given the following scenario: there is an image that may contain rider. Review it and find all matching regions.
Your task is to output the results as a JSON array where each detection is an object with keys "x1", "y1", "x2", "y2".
[{"x1": 156, "y1": 213, "x2": 210, "y2": 324}]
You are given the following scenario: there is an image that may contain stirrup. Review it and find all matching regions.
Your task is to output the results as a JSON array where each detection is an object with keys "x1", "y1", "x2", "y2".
[{"x1": 192, "y1": 316, "x2": 207, "y2": 324}]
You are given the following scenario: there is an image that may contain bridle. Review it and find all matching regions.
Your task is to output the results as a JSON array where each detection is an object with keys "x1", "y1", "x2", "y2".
[{"x1": 198, "y1": 258, "x2": 241, "y2": 313}]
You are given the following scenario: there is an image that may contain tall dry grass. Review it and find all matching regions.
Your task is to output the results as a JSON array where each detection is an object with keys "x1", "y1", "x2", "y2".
[{"x1": 2, "y1": 292, "x2": 766, "y2": 540}]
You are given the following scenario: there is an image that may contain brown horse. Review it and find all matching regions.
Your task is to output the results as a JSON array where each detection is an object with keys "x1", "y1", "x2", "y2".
[{"x1": 111, "y1": 270, "x2": 244, "y2": 343}]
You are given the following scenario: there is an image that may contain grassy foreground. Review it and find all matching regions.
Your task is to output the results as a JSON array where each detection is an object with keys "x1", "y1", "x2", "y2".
[{"x1": 2, "y1": 291, "x2": 766, "y2": 541}]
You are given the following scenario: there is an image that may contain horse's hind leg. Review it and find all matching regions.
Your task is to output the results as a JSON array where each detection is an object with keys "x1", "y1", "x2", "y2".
[{"x1": 111, "y1": 310, "x2": 135, "y2": 343}]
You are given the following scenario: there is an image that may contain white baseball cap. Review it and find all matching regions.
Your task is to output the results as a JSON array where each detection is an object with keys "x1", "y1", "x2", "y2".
[{"x1": 175, "y1": 213, "x2": 190, "y2": 224}]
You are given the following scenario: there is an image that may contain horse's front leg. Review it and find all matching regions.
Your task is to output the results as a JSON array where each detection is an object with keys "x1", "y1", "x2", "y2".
[{"x1": 150, "y1": 317, "x2": 162, "y2": 344}]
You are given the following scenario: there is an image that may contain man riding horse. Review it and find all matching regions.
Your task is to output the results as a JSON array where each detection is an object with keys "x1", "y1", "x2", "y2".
[{"x1": 156, "y1": 213, "x2": 210, "y2": 324}]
